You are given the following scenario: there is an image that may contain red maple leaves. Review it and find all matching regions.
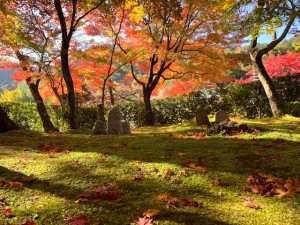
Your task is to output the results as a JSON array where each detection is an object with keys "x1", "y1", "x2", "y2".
[
  {"x1": 236, "y1": 52, "x2": 300, "y2": 84},
  {"x1": 244, "y1": 170, "x2": 300, "y2": 198}
]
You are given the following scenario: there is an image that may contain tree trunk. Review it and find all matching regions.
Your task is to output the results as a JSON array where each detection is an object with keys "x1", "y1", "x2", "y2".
[
  {"x1": 109, "y1": 87, "x2": 115, "y2": 105},
  {"x1": 54, "y1": 0, "x2": 78, "y2": 129},
  {"x1": 0, "y1": 105, "x2": 18, "y2": 133},
  {"x1": 61, "y1": 46, "x2": 78, "y2": 129},
  {"x1": 26, "y1": 78, "x2": 59, "y2": 132},
  {"x1": 51, "y1": 86, "x2": 66, "y2": 113},
  {"x1": 97, "y1": 104, "x2": 105, "y2": 122},
  {"x1": 252, "y1": 56, "x2": 284, "y2": 117},
  {"x1": 143, "y1": 88, "x2": 155, "y2": 126}
]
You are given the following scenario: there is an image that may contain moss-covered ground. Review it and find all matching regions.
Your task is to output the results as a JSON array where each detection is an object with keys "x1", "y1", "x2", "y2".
[{"x1": 0, "y1": 115, "x2": 299, "y2": 224}]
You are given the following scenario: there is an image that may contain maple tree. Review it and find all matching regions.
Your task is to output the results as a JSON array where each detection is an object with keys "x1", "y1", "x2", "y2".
[
  {"x1": 230, "y1": 0, "x2": 300, "y2": 116},
  {"x1": 54, "y1": 0, "x2": 105, "y2": 129},
  {"x1": 0, "y1": 0, "x2": 60, "y2": 132},
  {"x1": 236, "y1": 52, "x2": 300, "y2": 84},
  {"x1": 74, "y1": 1, "x2": 139, "y2": 119},
  {"x1": 119, "y1": 0, "x2": 239, "y2": 125}
]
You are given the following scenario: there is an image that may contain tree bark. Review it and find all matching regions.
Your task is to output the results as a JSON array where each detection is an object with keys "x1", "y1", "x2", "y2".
[
  {"x1": 15, "y1": 50, "x2": 59, "y2": 132},
  {"x1": 26, "y1": 78, "x2": 59, "y2": 132},
  {"x1": 251, "y1": 56, "x2": 284, "y2": 116},
  {"x1": 248, "y1": 2, "x2": 296, "y2": 117},
  {"x1": 60, "y1": 46, "x2": 78, "y2": 129},
  {"x1": 54, "y1": 0, "x2": 78, "y2": 129},
  {"x1": 97, "y1": 103, "x2": 105, "y2": 122},
  {"x1": 143, "y1": 87, "x2": 155, "y2": 126},
  {"x1": 54, "y1": 0, "x2": 104, "y2": 129},
  {"x1": 0, "y1": 105, "x2": 18, "y2": 133},
  {"x1": 109, "y1": 87, "x2": 115, "y2": 105}
]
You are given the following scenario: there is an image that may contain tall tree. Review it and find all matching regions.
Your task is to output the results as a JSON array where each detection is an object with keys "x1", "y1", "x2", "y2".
[
  {"x1": 232, "y1": 0, "x2": 300, "y2": 116},
  {"x1": 54, "y1": 0, "x2": 105, "y2": 129},
  {"x1": 77, "y1": 1, "x2": 140, "y2": 110},
  {"x1": 0, "y1": 1, "x2": 59, "y2": 132},
  {"x1": 120, "y1": 0, "x2": 239, "y2": 125}
]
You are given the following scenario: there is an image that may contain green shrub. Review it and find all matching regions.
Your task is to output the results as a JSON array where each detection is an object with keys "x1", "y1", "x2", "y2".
[
  {"x1": 1, "y1": 102, "x2": 44, "y2": 130},
  {"x1": 1, "y1": 74, "x2": 298, "y2": 131},
  {"x1": 286, "y1": 101, "x2": 300, "y2": 117},
  {"x1": 0, "y1": 102, "x2": 76, "y2": 131},
  {"x1": 118, "y1": 92, "x2": 230, "y2": 126},
  {"x1": 221, "y1": 74, "x2": 300, "y2": 118},
  {"x1": 223, "y1": 82, "x2": 272, "y2": 119}
]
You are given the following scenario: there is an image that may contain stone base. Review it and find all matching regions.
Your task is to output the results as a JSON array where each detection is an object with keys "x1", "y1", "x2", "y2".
[{"x1": 206, "y1": 119, "x2": 248, "y2": 136}]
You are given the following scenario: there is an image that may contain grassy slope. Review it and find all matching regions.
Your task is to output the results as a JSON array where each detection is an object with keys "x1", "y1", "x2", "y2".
[{"x1": 0, "y1": 116, "x2": 299, "y2": 225}]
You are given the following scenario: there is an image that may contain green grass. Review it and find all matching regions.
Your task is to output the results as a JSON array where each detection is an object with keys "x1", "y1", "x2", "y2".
[{"x1": 0, "y1": 115, "x2": 300, "y2": 225}]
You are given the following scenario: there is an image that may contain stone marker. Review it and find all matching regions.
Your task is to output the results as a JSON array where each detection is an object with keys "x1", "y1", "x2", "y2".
[
  {"x1": 215, "y1": 110, "x2": 229, "y2": 123},
  {"x1": 93, "y1": 120, "x2": 107, "y2": 135},
  {"x1": 107, "y1": 107, "x2": 124, "y2": 134},
  {"x1": 195, "y1": 107, "x2": 210, "y2": 125},
  {"x1": 122, "y1": 121, "x2": 131, "y2": 134}
]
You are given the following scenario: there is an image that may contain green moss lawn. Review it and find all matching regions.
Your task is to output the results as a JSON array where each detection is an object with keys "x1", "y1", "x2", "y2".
[{"x1": 0, "y1": 115, "x2": 300, "y2": 224}]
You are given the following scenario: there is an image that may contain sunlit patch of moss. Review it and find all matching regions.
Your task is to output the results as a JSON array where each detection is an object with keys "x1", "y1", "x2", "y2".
[{"x1": 0, "y1": 116, "x2": 299, "y2": 224}]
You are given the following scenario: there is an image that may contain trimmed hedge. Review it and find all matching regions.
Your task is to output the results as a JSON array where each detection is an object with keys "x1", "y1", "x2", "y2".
[
  {"x1": 0, "y1": 102, "x2": 68, "y2": 131},
  {"x1": 223, "y1": 74, "x2": 300, "y2": 118},
  {"x1": 1, "y1": 74, "x2": 299, "y2": 131},
  {"x1": 118, "y1": 92, "x2": 229, "y2": 126}
]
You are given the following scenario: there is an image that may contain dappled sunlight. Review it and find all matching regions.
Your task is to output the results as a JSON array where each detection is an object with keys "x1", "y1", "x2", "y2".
[{"x1": 1, "y1": 118, "x2": 300, "y2": 224}]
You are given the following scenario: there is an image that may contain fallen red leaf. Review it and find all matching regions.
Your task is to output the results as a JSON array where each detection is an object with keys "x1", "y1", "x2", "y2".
[
  {"x1": 6, "y1": 182, "x2": 23, "y2": 189},
  {"x1": 21, "y1": 220, "x2": 36, "y2": 225},
  {"x1": 72, "y1": 160, "x2": 81, "y2": 166},
  {"x1": 66, "y1": 215, "x2": 89, "y2": 225},
  {"x1": 135, "y1": 216, "x2": 153, "y2": 225},
  {"x1": 194, "y1": 166, "x2": 207, "y2": 174},
  {"x1": 244, "y1": 171, "x2": 300, "y2": 198},
  {"x1": 242, "y1": 197, "x2": 261, "y2": 210},
  {"x1": 211, "y1": 179, "x2": 221, "y2": 185},
  {"x1": 29, "y1": 195, "x2": 41, "y2": 201},
  {"x1": 0, "y1": 207, "x2": 12, "y2": 217},
  {"x1": 79, "y1": 184, "x2": 120, "y2": 201},
  {"x1": 177, "y1": 169, "x2": 189, "y2": 177},
  {"x1": 130, "y1": 174, "x2": 144, "y2": 181},
  {"x1": 97, "y1": 158, "x2": 106, "y2": 163}
]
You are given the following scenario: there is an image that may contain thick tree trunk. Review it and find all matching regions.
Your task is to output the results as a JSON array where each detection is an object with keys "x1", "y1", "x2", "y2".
[
  {"x1": 252, "y1": 56, "x2": 284, "y2": 117},
  {"x1": 61, "y1": 46, "x2": 78, "y2": 129},
  {"x1": 143, "y1": 88, "x2": 155, "y2": 126},
  {"x1": 248, "y1": 2, "x2": 295, "y2": 117},
  {"x1": 97, "y1": 104, "x2": 105, "y2": 122},
  {"x1": 0, "y1": 105, "x2": 18, "y2": 133},
  {"x1": 26, "y1": 78, "x2": 59, "y2": 132}
]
